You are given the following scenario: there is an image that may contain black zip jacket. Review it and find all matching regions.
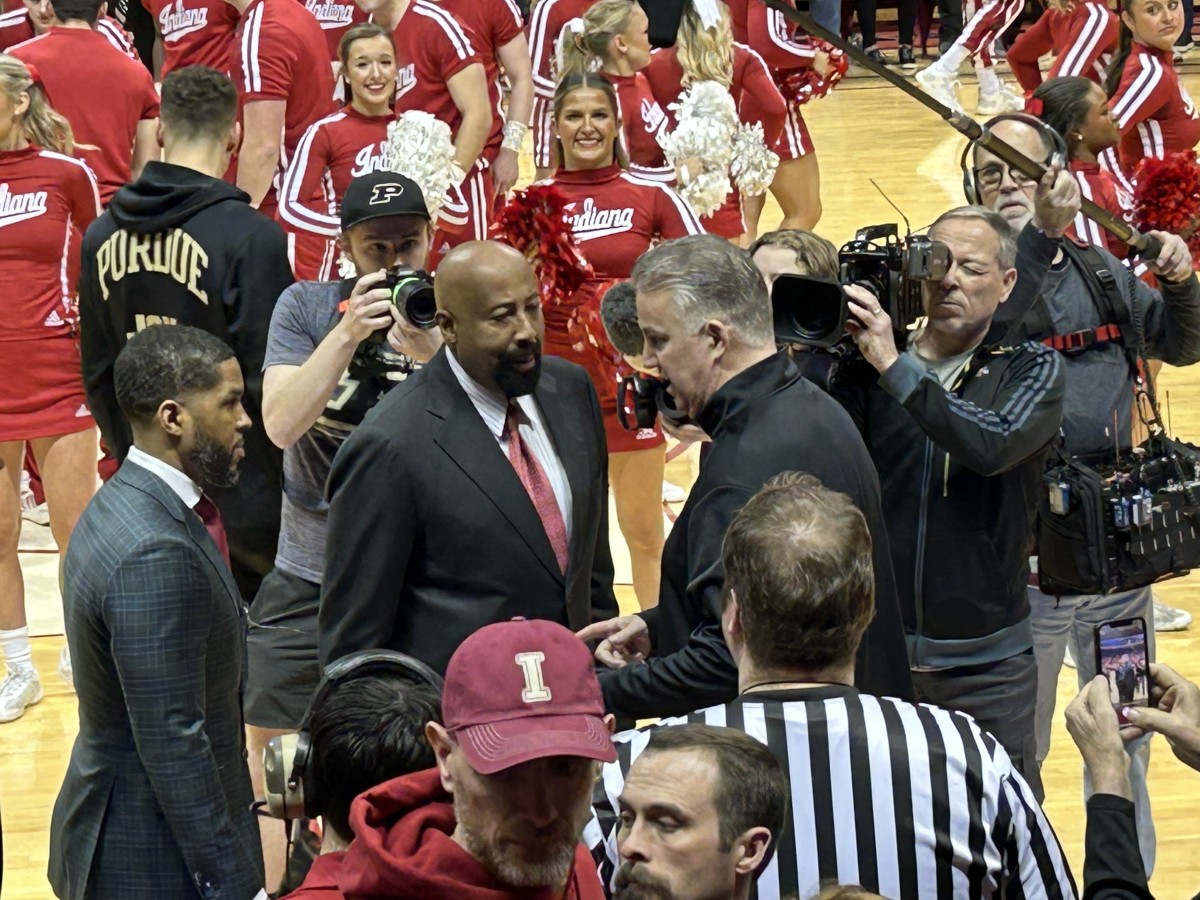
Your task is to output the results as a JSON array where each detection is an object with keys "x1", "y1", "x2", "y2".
[
  {"x1": 834, "y1": 324, "x2": 1065, "y2": 668},
  {"x1": 78, "y1": 162, "x2": 294, "y2": 575},
  {"x1": 597, "y1": 352, "x2": 915, "y2": 719}
]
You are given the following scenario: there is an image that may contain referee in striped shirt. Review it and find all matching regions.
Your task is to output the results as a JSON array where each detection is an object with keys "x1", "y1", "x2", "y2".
[{"x1": 589, "y1": 473, "x2": 1077, "y2": 900}]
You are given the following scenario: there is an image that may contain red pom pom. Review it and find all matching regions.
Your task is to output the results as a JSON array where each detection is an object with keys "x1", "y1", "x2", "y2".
[
  {"x1": 1024, "y1": 97, "x2": 1044, "y2": 117},
  {"x1": 1132, "y1": 150, "x2": 1200, "y2": 267},
  {"x1": 489, "y1": 183, "x2": 593, "y2": 305},
  {"x1": 773, "y1": 40, "x2": 848, "y2": 106}
]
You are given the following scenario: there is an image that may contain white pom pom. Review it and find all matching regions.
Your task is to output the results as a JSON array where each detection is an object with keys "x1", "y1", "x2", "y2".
[
  {"x1": 336, "y1": 251, "x2": 356, "y2": 280},
  {"x1": 382, "y1": 111, "x2": 458, "y2": 223},
  {"x1": 659, "y1": 81, "x2": 738, "y2": 217},
  {"x1": 730, "y1": 122, "x2": 779, "y2": 198}
]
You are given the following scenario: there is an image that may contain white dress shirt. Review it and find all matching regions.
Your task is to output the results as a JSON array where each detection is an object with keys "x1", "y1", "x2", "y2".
[
  {"x1": 125, "y1": 445, "x2": 202, "y2": 509},
  {"x1": 447, "y1": 349, "x2": 573, "y2": 541}
]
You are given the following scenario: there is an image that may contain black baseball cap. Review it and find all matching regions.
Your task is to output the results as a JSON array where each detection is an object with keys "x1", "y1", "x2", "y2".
[{"x1": 340, "y1": 172, "x2": 430, "y2": 231}]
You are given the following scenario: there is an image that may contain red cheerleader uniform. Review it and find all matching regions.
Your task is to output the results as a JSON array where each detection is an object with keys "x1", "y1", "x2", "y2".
[
  {"x1": 1110, "y1": 41, "x2": 1200, "y2": 177},
  {"x1": 605, "y1": 71, "x2": 673, "y2": 183},
  {"x1": 299, "y1": 0, "x2": 367, "y2": 65},
  {"x1": 543, "y1": 164, "x2": 704, "y2": 452},
  {"x1": 1068, "y1": 158, "x2": 1133, "y2": 259},
  {"x1": 644, "y1": 42, "x2": 787, "y2": 238},
  {"x1": 1006, "y1": 0, "x2": 1117, "y2": 93},
  {"x1": 0, "y1": 146, "x2": 100, "y2": 440},
  {"x1": 140, "y1": 0, "x2": 240, "y2": 75},
  {"x1": 0, "y1": 5, "x2": 138, "y2": 57},
  {"x1": 744, "y1": 0, "x2": 817, "y2": 160},
  {"x1": 527, "y1": 0, "x2": 599, "y2": 169},
  {"x1": 277, "y1": 105, "x2": 392, "y2": 280}
]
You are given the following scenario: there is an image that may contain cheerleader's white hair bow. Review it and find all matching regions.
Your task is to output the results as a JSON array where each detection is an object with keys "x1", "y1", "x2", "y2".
[
  {"x1": 555, "y1": 17, "x2": 588, "y2": 72},
  {"x1": 692, "y1": 0, "x2": 721, "y2": 29}
]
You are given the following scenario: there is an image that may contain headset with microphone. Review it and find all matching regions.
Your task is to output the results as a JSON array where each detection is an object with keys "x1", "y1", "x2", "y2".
[
  {"x1": 261, "y1": 649, "x2": 443, "y2": 822},
  {"x1": 960, "y1": 112, "x2": 1069, "y2": 205}
]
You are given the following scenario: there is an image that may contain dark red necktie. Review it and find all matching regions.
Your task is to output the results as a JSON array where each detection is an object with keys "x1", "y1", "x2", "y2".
[
  {"x1": 194, "y1": 495, "x2": 231, "y2": 568},
  {"x1": 504, "y1": 403, "x2": 569, "y2": 574}
]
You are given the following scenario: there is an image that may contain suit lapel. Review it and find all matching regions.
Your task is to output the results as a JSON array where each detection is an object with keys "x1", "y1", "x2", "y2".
[
  {"x1": 426, "y1": 353, "x2": 565, "y2": 584},
  {"x1": 533, "y1": 366, "x2": 592, "y2": 575},
  {"x1": 115, "y1": 462, "x2": 242, "y2": 606}
]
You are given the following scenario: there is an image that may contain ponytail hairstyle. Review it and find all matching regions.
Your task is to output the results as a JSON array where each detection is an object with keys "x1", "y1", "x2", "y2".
[
  {"x1": 1032, "y1": 76, "x2": 1098, "y2": 159},
  {"x1": 550, "y1": 70, "x2": 630, "y2": 169},
  {"x1": 677, "y1": 0, "x2": 734, "y2": 88},
  {"x1": 337, "y1": 22, "x2": 396, "y2": 106},
  {"x1": 0, "y1": 55, "x2": 73, "y2": 154},
  {"x1": 558, "y1": 0, "x2": 639, "y2": 79},
  {"x1": 1105, "y1": 0, "x2": 1137, "y2": 98}
]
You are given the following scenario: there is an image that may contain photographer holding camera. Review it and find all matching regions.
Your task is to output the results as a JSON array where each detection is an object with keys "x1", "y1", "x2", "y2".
[
  {"x1": 245, "y1": 170, "x2": 441, "y2": 892},
  {"x1": 835, "y1": 206, "x2": 1066, "y2": 798}
]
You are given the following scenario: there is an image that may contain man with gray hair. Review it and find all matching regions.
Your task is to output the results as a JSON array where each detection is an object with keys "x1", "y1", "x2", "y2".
[
  {"x1": 833, "y1": 205, "x2": 1066, "y2": 798},
  {"x1": 578, "y1": 234, "x2": 913, "y2": 718}
]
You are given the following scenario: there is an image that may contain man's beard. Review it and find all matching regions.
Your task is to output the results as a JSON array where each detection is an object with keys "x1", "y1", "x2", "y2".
[
  {"x1": 185, "y1": 430, "x2": 241, "y2": 491},
  {"x1": 493, "y1": 343, "x2": 542, "y2": 398},
  {"x1": 614, "y1": 862, "x2": 675, "y2": 899},
  {"x1": 455, "y1": 795, "x2": 579, "y2": 889}
]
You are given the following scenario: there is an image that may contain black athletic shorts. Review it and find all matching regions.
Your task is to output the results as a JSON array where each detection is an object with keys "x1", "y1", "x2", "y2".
[{"x1": 244, "y1": 567, "x2": 321, "y2": 730}]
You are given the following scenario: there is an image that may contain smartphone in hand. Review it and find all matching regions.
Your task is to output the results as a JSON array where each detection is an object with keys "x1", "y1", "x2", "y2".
[{"x1": 1094, "y1": 617, "x2": 1150, "y2": 724}]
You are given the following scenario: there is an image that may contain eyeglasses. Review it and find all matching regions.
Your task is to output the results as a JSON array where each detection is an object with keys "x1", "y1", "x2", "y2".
[{"x1": 974, "y1": 163, "x2": 1041, "y2": 191}]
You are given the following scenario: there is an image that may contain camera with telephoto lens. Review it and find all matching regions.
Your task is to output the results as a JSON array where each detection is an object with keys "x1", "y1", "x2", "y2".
[
  {"x1": 340, "y1": 266, "x2": 438, "y2": 343},
  {"x1": 771, "y1": 224, "x2": 951, "y2": 348}
]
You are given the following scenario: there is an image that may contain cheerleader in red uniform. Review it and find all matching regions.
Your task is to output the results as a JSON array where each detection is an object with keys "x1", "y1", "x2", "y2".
[
  {"x1": 644, "y1": 0, "x2": 787, "y2": 244},
  {"x1": 1032, "y1": 76, "x2": 1132, "y2": 258},
  {"x1": 0, "y1": 56, "x2": 99, "y2": 722},
  {"x1": 1107, "y1": 0, "x2": 1200, "y2": 176},
  {"x1": 278, "y1": 23, "x2": 395, "y2": 280},
  {"x1": 1008, "y1": 0, "x2": 1119, "y2": 94},
  {"x1": 557, "y1": 0, "x2": 674, "y2": 183},
  {"x1": 743, "y1": 0, "x2": 827, "y2": 231},
  {"x1": 528, "y1": 0, "x2": 598, "y2": 181},
  {"x1": 543, "y1": 71, "x2": 704, "y2": 609}
]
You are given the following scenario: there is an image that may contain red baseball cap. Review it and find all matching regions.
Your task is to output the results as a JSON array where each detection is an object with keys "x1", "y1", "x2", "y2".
[{"x1": 443, "y1": 619, "x2": 617, "y2": 775}]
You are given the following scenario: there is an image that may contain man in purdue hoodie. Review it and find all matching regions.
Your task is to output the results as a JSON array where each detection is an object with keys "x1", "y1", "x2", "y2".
[
  {"x1": 78, "y1": 64, "x2": 294, "y2": 602},
  {"x1": 286, "y1": 619, "x2": 614, "y2": 899}
]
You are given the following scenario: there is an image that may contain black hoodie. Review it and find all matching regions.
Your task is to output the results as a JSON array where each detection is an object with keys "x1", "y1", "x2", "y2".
[{"x1": 78, "y1": 161, "x2": 295, "y2": 599}]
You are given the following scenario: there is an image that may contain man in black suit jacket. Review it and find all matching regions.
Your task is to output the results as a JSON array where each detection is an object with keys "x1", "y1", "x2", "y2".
[
  {"x1": 319, "y1": 241, "x2": 617, "y2": 672},
  {"x1": 50, "y1": 326, "x2": 264, "y2": 900}
]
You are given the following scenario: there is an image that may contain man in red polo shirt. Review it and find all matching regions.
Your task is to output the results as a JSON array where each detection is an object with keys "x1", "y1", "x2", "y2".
[
  {"x1": 227, "y1": 0, "x2": 335, "y2": 216},
  {"x1": 8, "y1": 0, "x2": 159, "y2": 204},
  {"x1": 143, "y1": 0, "x2": 239, "y2": 76}
]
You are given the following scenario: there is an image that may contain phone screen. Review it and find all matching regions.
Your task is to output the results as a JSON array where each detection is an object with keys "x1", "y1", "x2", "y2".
[{"x1": 1095, "y1": 617, "x2": 1149, "y2": 723}]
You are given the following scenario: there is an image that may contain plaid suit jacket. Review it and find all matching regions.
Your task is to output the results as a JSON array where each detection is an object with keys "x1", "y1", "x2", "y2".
[{"x1": 49, "y1": 461, "x2": 264, "y2": 899}]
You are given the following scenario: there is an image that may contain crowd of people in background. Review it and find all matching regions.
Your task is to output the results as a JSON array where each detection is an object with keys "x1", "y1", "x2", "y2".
[{"x1": 2, "y1": 0, "x2": 1200, "y2": 897}]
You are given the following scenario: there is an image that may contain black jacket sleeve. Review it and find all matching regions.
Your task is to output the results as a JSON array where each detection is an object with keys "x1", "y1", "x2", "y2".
[
  {"x1": 1083, "y1": 794, "x2": 1152, "y2": 900},
  {"x1": 224, "y1": 218, "x2": 293, "y2": 420},
  {"x1": 1133, "y1": 267, "x2": 1200, "y2": 367},
  {"x1": 584, "y1": 373, "x2": 618, "y2": 623},
  {"x1": 878, "y1": 343, "x2": 1066, "y2": 476},
  {"x1": 319, "y1": 421, "x2": 412, "y2": 666},
  {"x1": 78, "y1": 227, "x2": 133, "y2": 460},
  {"x1": 598, "y1": 483, "x2": 753, "y2": 719}
]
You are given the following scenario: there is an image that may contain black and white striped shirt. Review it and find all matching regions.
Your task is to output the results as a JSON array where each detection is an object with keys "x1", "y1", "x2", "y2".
[{"x1": 587, "y1": 685, "x2": 1077, "y2": 900}]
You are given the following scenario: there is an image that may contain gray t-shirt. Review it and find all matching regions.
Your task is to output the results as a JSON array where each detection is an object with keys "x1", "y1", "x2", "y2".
[
  {"x1": 264, "y1": 281, "x2": 413, "y2": 582},
  {"x1": 904, "y1": 337, "x2": 978, "y2": 389}
]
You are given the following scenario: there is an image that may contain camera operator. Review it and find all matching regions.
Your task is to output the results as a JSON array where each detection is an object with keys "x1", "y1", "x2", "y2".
[
  {"x1": 246, "y1": 170, "x2": 441, "y2": 893},
  {"x1": 578, "y1": 234, "x2": 913, "y2": 719},
  {"x1": 972, "y1": 114, "x2": 1200, "y2": 871},
  {"x1": 836, "y1": 206, "x2": 1066, "y2": 798}
]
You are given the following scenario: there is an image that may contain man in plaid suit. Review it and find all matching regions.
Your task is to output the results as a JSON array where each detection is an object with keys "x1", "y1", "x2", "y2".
[{"x1": 49, "y1": 326, "x2": 266, "y2": 899}]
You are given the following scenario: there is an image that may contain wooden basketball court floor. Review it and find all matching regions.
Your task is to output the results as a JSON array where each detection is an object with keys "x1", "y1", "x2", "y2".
[{"x1": 4, "y1": 60, "x2": 1200, "y2": 898}]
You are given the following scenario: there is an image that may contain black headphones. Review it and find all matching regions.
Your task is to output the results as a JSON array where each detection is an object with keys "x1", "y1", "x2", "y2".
[
  {"x1": 261, "y1": 650, "x2": 443, "y2": 821},
  {"x1": 960, "y1": 112, "x2": 1069, "y2": 205}
]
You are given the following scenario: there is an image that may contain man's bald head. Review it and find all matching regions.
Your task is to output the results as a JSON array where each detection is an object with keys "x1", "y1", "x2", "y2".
[{"x1": 434, "y1": 241, "x2": 545, "y2": 399}]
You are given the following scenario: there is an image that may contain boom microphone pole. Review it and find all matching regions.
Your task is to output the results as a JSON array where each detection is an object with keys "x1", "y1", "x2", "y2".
[{"x1": 760, "y1": 0, "x2": 1164, "y2": 259}]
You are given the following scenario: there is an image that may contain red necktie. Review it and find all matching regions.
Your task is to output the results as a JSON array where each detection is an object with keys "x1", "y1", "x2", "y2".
[
  {"x1": 194, "y1": 495, "x2": 231, "y2": 568},
  {"x1": 504, "y1": 403, "x2": 569, "y2": 574}
]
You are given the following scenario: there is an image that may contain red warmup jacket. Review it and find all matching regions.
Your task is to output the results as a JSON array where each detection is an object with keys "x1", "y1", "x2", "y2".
[{"x1": 286, "y1": 768, "x2": 606, "y2": 900}]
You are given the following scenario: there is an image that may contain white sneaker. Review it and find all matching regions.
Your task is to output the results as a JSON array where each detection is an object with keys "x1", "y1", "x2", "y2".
[
  {"x1": 58, "y1": 644, "x2": 74, "y2": 689},
  {"x1": 1063, "y1": 645, "x2": 1077, "y2": 669},
  {"x1": 662, "y1": 480, "x2": 686, "y2": 503},
  {"x1": 1153, "y1": 598, "x2": 1193, "y2": 631},
  {"x1": 976, "y1": 84, "x2": 1025, "y2": 115},
  {"x1": 21, "y1": 501, "x2": 50, "y2": 526},
  {"x1": 916, "y1": 65, "x2": 963, "y2": 113},
  {"x1": 0, "y1": 668, "x2": 44, "y2": 723}
]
